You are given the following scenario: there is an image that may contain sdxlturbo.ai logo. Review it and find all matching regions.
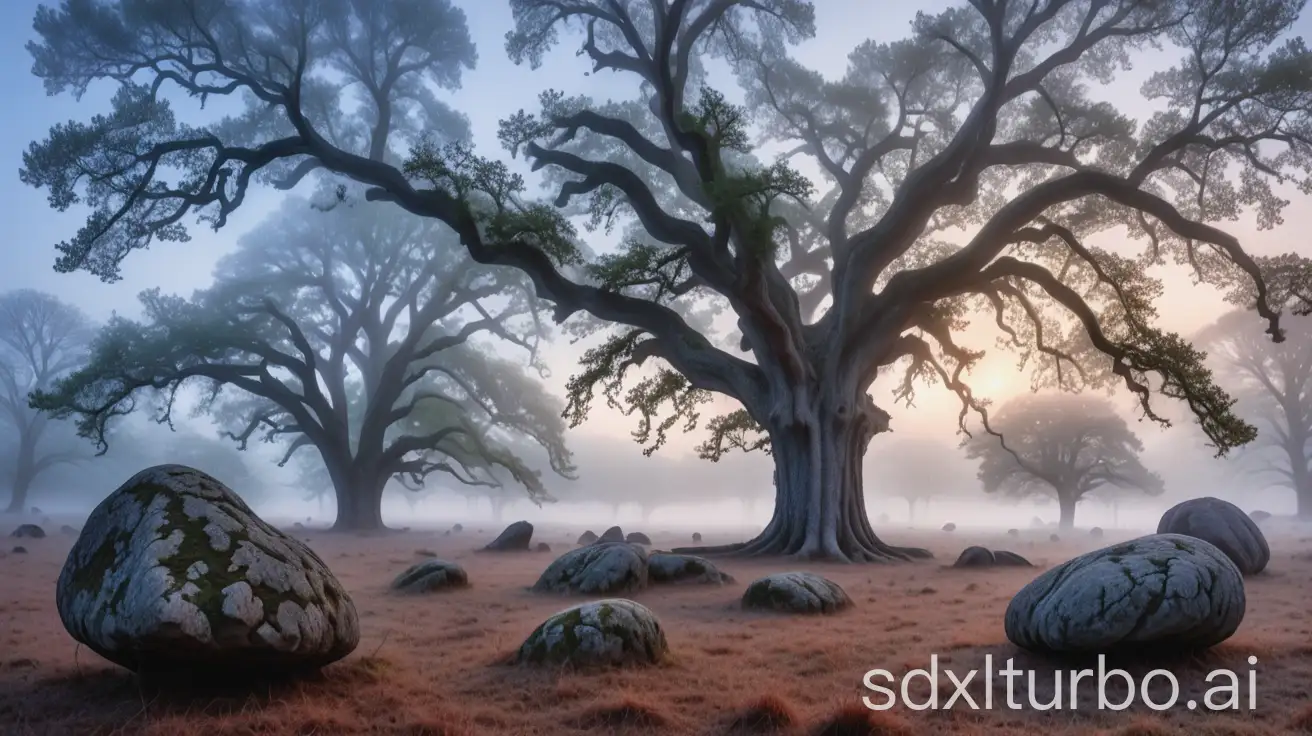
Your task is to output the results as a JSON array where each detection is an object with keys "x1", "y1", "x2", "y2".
[{"x1": 863, "y1": 655, "x2": 1258, "y2": 711}]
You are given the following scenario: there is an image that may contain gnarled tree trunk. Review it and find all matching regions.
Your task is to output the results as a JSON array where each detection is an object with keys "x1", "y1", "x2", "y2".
[
  {"x1": 325, "y1": 455, "x2": 390, "y2": 531},
  {"x1": 674, "y1": 392, "x2": 929, "y2": 562},
  {"x1": 5, "y1": 420, "x2": 41, "y2": 514}
]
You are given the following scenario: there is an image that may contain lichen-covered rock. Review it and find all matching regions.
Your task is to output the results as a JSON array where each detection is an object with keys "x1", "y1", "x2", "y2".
[
  {"x1": 1158, "y1": 497, "x2": 1270, "y2": 575},
  {"x1": 625, "y1": 532, "x2": 652, "y2": 545},
  {"x1": 515, "y1": 599, "x2": 667, "y2": 667},
  {"x1": 991, "y1": 550, "x2": 1033, "y2": 567},
  {"x1": 483, "y1": 520, "x2": 533, "y2": 552},
  {"x1": 12, "y1": 524, "x2": 45, "y2": 539},
  {"x1": 741, "y1": 572, "x2": 851, "y2": 614},
  {"x1": 532, "y1": 542, "x2": 648, "y2": 595},
  {"x1": 1004, "y1": 534, "x2": 1245, "y2": 654},
  {"x1": 391, "y1": 559, "x2": 468, "y2": 593},
  {"x1": 598, "y1": 526, "x2": 625, "y2": 543},
  {"x1": 577, "y1": 530, "x2": 598, "y2": 545},
  {"x1": 648, "y1": 553, "x2": 734, "y2": 585},
  {"x1": 952, "y1": 547, "x2": 995, "y2": 568},
  {"x1": 56, "y1": 464, "x2": 360, "y2": 675}
]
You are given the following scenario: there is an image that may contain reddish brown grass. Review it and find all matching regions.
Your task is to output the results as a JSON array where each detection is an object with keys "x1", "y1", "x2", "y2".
[
  {"x1": 811, "y1": 702, "x2": 913, "y2": 736},
  {"x1": 3, "y1": 520, "x2": 1311, "y2": 735}
]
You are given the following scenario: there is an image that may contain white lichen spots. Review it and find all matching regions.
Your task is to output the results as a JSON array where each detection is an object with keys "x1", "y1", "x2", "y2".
[
  {"x1": 229, "y1": 541, "x2": 316, "y2": 599},
  {"x1": 220, "y1": 582, "x2": 265, "y2": 627},
  {"x1": 185, "y1": 561, "x2": 208, "y2": 580}
]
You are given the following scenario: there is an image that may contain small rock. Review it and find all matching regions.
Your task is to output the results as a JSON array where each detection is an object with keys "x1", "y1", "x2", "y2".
[
  {"x1": 647, "y1": 553, "x2": 734, "y2": 585},
  {"x1": 598, "y1": 526, "x2": 625, "y2": 543},
  {"x1": 1249, "y1": 510, "x2": 1272, "y2": 523},
  {"x1": 991, "y1": 550, "x2": 1033, "y2": 567},
  {"x1": 952, "y1": 546, "x2": 995, "y2": 568},
  {"x1": 1158, "y1": 497, "x2": 1270, "y2": 575},
  {"x1": 12, "y1": 545, "x2": 27, "y2": 554},
  {"x1": 532, "y1": 542, "x2": 648, "y2": 595},
  {"x1": 941, "y1": 522, "x2": 956, "y2": 532},
  {"x1": 1005, "y1": 533, "x2": 1245, "y2": 654},
  {"x1": 1006, "y1": 528, "x2": 1019, "y2": 537},
  {"x1": 692, "y1": 532, "x2": 702, "y2": 542},
  {"x1": 59, "y1": 525, "x2": 79, "y2": 536},
  {"x1": 1090, "y1": 527, "x2": 1104, "y2": 538},
  {"x1": 483, "y1": 521, "x2": 533, "y2": 552},
  {"x1": 625, "y1": 532, "x2": 652, "y2": 545},
  {"x1": 536, "y1": 542, "x2": 551, "y2": 553},
  {"x1": 11, "y1": 524, "x2": 45, "y2": 539},
  {"x1": 1031, "y1": 517, "x2": 1046, "y2": 528},
  {"x1": 414, "y1": 549, "x2": 438, "y2": 558},
  {"x1": 452, "y1": 523, "x2": 463, "y2": 532},
  {"x1": 443, "y1": 530, "x2": 450, "y2": 536},
  {"x1": 741, "y1": 572, "x2": 851, "y2": 614},
  {"x1": 293, "y1": 522, "x2": 304, "y2": 529},
  {"x1": 1049, "y1": 533, "x2": 1061, "y2": 542},
  {"x1": 577, "y1": 530, "x2": 598, "y2": 545},
  {"x1": 515, "y1": 599, "x2": 667, "y2": 667},
  {"x1": 391, "y1": 559, "x2": 468, "y2": 593}
]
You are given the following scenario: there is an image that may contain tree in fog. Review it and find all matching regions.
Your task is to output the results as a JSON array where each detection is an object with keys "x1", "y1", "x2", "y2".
[
  {"x1": 0, "y1": 290, "x2": 91, "y2": 513},
  {"x1": 23, "y1": 0, "x2": 1312, "y2": 559},
  {"x1": 963, "y1": 393, "x2": 1163, "y2": 530},
  {"x1": 37, "y1": 194, "x2": 574, "y2": 530},
  {"x1": 1199, "y1": 310, "x2": 1312, "y2": 517},
  {"x1": 867, "y1": 435, "x2": 973, "y2": 525}
]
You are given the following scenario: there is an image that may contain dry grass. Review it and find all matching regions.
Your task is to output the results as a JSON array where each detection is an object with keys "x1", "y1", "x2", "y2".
[{"x1": 3, "y1": 519, "x2": 1312, "y2": 735}]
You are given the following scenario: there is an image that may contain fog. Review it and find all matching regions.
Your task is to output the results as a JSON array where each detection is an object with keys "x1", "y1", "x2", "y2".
[{"x1": 2, "y1": 0, "x2": 1310, "y2": 543}]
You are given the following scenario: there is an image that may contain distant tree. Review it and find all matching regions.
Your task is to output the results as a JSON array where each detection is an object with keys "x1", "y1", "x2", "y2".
[
  {"x1": 1198, "y1": 310, "x2": 1312, "y2": 517},
  {"x1": 963, "y1": 393, "x2": 1164, "y2": 530},
  {"x1": 0, "y1": 290, "x2": 92, "y2": 513},
  {"x1": 35, "y1": 193, "x2": 574, "y2": 530},
  {"x1": 24, "y1": 0, "x2": 1308, "y2": 559},
  {"x1": 867, "y1": 435, "x2": 973, "y2": 525}
]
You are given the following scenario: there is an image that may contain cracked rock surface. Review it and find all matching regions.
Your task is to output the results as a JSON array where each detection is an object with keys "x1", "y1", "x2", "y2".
[
  {"x1": 1004, "y1": 533, "x2": 1245, "y2": 654},
  {"x1": 516, "y1": 598, "x2": 667, "y2": 667},
  {"x1": 647, "y1": 553, "x2": 734, "y2": 585},
  {"x1": 1157, "y1": 497, "x2": 1270, "y2": 575},
  {"x1": 741, "y1": 571, "x2": 851, "y2": 614},
  {"x1": 56, "y1": 464, "x2": 359, "y2": 675},
  {"x1": 391, "y1": 559, "x2": 468, "y2": 593},
  {"x1": 532, "y1": 542, "x2": 648, "y2": 595}
]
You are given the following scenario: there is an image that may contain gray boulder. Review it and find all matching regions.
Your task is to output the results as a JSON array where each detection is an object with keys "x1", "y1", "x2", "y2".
[
  {"x1": 1249, "y1": 510, "x2": 1272, "y2": 523},
  {"x1": 1157, "y1": 497, "x2": 1270, "y2": 575},
  {"x1": 515, "y1": 599, "x2": 668, "y2": 667},
  {"x1": 577, "y1": 530, "x2": 598, "y2": 545},
  {"x1": 991, "y1": 550, "x2": 1033, "y2": 567},
  {"x1": 1005, "y1": 533, "x2": 1245, "y2": 654},
  {"x1": 12, "y1": 524, "x2": 45, "y2": 539},
  {"x1": 952, "y1": 546, "x2": 995, "y2": 568},
  {"x1": 741, "y1": 572, "x2": 851, "y2": 614},
  {"x1": 598, "y1": 526, "x2": 625, "y2": 543},
  {"x1": 56, "y1": 464, "x2": 360, "y2": 675},
  {"x1": 532, "y1": 542, "x2": 648, "y2": 595},
  {"x1": 483, "y1": 520, "x2": 533, "y2": 552},
  {"x1": 941, "y1": 522, "x2": 957, "y2": 532},
  {"x1": 647, "y1": 553, "x2": 734, "y2": 585},
  {"x1": 625, "y1": 531, "x2": 652, "y2": 545},
  {"x1": 391, "y1": 559, "x2": 468, "y2": 593},
  {"x1": 60, "y1": 524, "x2": 79, "y2": 536}
]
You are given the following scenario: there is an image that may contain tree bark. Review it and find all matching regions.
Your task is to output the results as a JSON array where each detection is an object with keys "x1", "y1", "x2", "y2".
[
  {"x1": 1057, "y1": 492, "x2": 1077, "y2": 531},
  {"x1": 4, "y1": 429, "x2": 37, "y2": 514},
  {"x1": 326, "y1": 456, "x2": 389, "y2": 531},
  {"x1": 673, "y1": 394, "x2": 930, "y2": 562}
]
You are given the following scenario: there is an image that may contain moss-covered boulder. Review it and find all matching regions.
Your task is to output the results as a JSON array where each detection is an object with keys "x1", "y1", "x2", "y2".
[
  {"x1": 647, "y1": 553, "x2": 734, "y2": 585},
  {"x1": 515, "y1": 599, "x2": 667, "y2": 667},
  {"x1": 1158, "y1": 497, "x2": 1269, "y2": 575},
  {"x1": 741, "y1": 572, "x2": 851, "y2": 614},
  {"x1": 391, "y1": 559, "x2": 468, "y2": 593},
  {"x1": 1005, "y1": 533, "x2": 1245, "y2": 654},
  {"x1": 531, "y1": 542, "x2": 648, "y2": 595},
  {"x1": 55, "y1": 465, "x2": 359, "y2": 675}
]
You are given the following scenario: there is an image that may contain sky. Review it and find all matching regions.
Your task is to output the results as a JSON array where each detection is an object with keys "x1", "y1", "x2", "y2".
[{"x1": 0, "y1": 1, "x2": 1309, "y2": 524}]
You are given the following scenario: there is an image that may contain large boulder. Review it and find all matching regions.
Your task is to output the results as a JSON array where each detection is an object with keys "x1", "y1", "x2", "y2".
[
  {"x1": 1157, "y1": 497, "x2": 1270, "y2": 575},
  {"x1": 952, "y1": 546, "x2": 995, "y2": 568},
  {"x1": 391, "y1": 559, "x2": 468, "y2": 593},
  {"x1": 577, "y1": 530, "x2": 599, "y2": 545},
  {"x1": 11, "y1": 524, "x2": 45, "y2": 539},
  {"x1": 597, "y1": 526, "x2": 626, "y2": 543},
  {"x1": 1005, "y1": 534, "x2": 1245, "y2": 654},
  {"x1": 625, "y1": 531, "x2": 652, "y2": 545},
  {"x1": 56, "y1": 465, "x2": 360, "y2": 675},
  {"x1": 647, "y1": 553, "x2": 734, "y2": 585},
  {"x1": 991, "y1": 550, "x2": 1033, "y2": 567},
  {"x1": 741, "y1": 572, "x2": 851, "y2": 614},
  {"x1": 483, "y1": 521, "x2": 533, "y2": 552},
  {"x1": 515, "y1": 599, "x2": 668, "y2": 667},
  {"x1": 531, "y1": 542, "x2": 648, "y2": 595}
]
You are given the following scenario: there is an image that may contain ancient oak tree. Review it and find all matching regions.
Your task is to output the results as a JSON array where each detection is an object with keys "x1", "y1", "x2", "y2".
[
  {"x1": 963, "y1": 393, "x2": 1164, "y2": 529},
  {"x1": 23, "y1": 0, "x2": 1312, "y2": 558},
  {"x1": 0, "y1": 290, "x2": 91, "y2": 513},
  {"x1": 1200, "y1": 310, "x2": 1312, "y2": 517},
  {"x1": 35, "y1": 194, "x2": 574, "y2": 530}
]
